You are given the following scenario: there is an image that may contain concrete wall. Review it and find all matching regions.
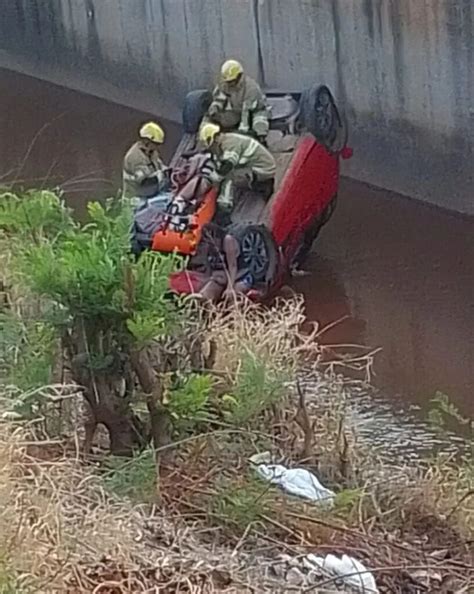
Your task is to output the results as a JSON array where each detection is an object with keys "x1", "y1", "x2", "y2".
[{"x1": 0, "y1": 0, "x2": 472, "y2": 214}]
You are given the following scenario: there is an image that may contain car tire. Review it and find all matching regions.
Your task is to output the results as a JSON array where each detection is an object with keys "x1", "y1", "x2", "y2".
[
  {"x1": 231, "y1": 224, "x2": 279, "y2": 284},
  {"x1": 299, "y1": 85, "x2": 347, "y2": 152},
  {"x1": 182, "y1": 89, "x2": 213, "y2": 134}
]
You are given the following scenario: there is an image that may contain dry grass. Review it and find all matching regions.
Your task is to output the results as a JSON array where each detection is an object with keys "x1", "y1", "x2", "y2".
[
  {"x1": 0, "y1": 417, "x2": 471, "y2": 593},
  {"x1": 0, "y1": 423, "x2": 277, "y2": 593},
  {"x1": 1, "y1": 277, "x2": 472, "y2": 592},
  {"x1": 202, "y1": 294, "x2": 321, "y2": 376}
]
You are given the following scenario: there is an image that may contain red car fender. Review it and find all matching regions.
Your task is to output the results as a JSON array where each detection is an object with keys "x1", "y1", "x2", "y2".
[{"x1": 270, "y1": 136, "x2": 340, "y2": 262}]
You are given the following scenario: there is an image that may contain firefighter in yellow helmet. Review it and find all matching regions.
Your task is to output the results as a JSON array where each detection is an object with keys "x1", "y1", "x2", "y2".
[
  {"x1": 204, "y1": 59, "x2": 269, "y2": 142},
  {"x1": 122, "y1": 122, "x2": 170, "y2": 202},
  {"x1": 199, "y1": 122, "x2": 276, "y2": 216}
]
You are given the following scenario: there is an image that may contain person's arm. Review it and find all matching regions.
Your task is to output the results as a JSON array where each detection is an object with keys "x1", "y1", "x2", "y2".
[
  {"x1": 201, "y1": 147, "x2": 239, "y2": 186},
  {"x1": 219, "y1": 144, "x2": 240, "y2": 172},
  {"x1": 239, "y1": 79, "x2": 268, "y2": 137},
  {"x1": 208, "y1": 85, "x2": 227, "y2": 117},
  {"x1": 251, "y1": 106, "x2": 270, "y2": 140},
  {"x1": 123, "y1": 149, "x2": 157, "y2": 183}
]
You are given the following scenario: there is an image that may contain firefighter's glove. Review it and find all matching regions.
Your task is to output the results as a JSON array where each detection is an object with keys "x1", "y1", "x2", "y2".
[
  {"x1": 207, "y1": 169, "x2": 223, "y2": 184},
  {"x1": 218, "y1": 160, "x2": 234, "y2": 176},
  {"x1": 201, "y1": 165, "x2": 223, "y2": 185}
]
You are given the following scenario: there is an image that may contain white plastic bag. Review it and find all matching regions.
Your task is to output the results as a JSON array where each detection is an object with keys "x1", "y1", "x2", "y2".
[
  {"x1": 305, "y1": 553, "x2": 379, "y2": 593},
  {"x1": 255, "y1": 464, "x2": 335, "y2": 506}
]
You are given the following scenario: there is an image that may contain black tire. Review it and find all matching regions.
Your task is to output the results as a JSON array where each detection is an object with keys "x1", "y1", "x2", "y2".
[
  {"x1": 299, "y1": 85, "x2": 347, "y2": 152},
  {"x1": 231, "y1": 224, "x2": 279, "y2": 284},
  {"x1": 182, "y1": 89, "x2": 213, "y2": 134}
]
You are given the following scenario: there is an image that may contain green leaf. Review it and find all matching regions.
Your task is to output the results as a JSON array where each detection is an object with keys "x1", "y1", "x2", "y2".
[{"x1": 168, "y1": 373, "x2": 214, "y2": 421}]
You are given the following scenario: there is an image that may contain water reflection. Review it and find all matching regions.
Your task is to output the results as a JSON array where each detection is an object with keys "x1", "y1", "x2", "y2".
[{"x1": 293, "y1": 180, "x2": 474, "y2": 421}]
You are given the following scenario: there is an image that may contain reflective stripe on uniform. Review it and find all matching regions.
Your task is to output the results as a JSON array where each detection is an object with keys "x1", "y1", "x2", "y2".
[
  {"x1": 238, "y1": 100, "x2": 259, "y2": 133},
  {"x1": 252, "y1": 111, "x2": 270, "y2": 136},
  {"x1": 123, "y1": 171, "x2": 136, "y2": 182},
  {"x1": 253, "y1": 112, "x2": 269, "y2": 124},
  {"x1": 211, "y1": 87, "x2": 227, "y2": 110},
  {"x1": 217, "y1": 133, "x2": 275, "y2": 179},
  {"x1": 241, "y1": 138, "x2": 259, "y2": 162},
  {"x1": 221, "y1": 149, "x2": 241, "y2": 166}
]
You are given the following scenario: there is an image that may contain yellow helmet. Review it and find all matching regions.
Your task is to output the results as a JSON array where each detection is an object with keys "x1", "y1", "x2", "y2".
[
  {"x1": 199, "y1": 122, "x2": 221, "y2": 148},
  {"x1": 139, "y1": 121, "x2": 165, "y2": 144},
  {"x1": 221, "y1": 59, "x2": 244, "y2": 83}
]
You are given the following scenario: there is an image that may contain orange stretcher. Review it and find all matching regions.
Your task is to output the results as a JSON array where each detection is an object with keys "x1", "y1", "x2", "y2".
[{"x1": 150, "y1": 187, "x2": 218, "y2": 256}]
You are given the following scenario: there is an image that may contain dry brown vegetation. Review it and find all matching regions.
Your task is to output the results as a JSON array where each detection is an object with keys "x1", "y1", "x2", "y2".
[
  {"x1": 0, "y1": 423, "x2": 267, "y2": 593},
  {"x1": 1, "y1": 195, "x2": 472, "y2": 591},
  {"x1": 0, "y1": 297, "x2": 472, "y2": 593}
]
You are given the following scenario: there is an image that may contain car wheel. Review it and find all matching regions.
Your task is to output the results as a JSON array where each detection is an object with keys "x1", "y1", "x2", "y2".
[
  {"x1": 182, "y1": 89, "x2": 213, "y2": 134},
  {"x1": 232, "y1": 224, "x2": 279, "y2": 284},
  {"x1": 299, "y1": 85, "x2": 347, "y2": 152}
]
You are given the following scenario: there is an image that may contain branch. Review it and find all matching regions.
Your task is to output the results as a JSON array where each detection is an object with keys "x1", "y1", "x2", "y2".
[
  {"x1": 446, "y1": 489, "x2": 474, "y2": 520},
  {"x1": 295, "y1": 380, "x2": 313, "y2": 461}
]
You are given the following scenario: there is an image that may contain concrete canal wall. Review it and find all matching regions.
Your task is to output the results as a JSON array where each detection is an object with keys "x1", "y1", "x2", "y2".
[{"x1": 0, "y1": 0, "x2": 472, "y2": 214}]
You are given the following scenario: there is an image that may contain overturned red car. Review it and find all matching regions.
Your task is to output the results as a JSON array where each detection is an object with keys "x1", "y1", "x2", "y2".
[{"x1": 132, "y1": 84, "x2": 352, "y2": 301}]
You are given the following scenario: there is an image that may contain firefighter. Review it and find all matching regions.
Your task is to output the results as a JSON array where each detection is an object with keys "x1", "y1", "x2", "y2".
[
  {"x1": 122, "y1": 122, "x2": 170, "y2": 202},
  {"x1": 199, "y1": 123, "x2": 276, "y2": 214},
  {"x1": 205, "y1": 59, "x2": 269, "y2": 142}
]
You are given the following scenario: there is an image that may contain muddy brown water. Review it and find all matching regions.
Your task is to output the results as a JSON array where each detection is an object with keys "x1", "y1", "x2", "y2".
[{"x1": 1, "y1": 68, "x2": 472, "y2": 455}]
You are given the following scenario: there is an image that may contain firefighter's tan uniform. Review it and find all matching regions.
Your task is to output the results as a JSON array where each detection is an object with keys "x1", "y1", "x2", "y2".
[
  {"x1": 207, "y1": 74, "x2": 269, "y2": 139},
  {"x1": 122, "y1": 140, "x2": 167, "y2": 199},
  {"x1": 213, "y1": 132, "x2": 276, "y2": 182},
  {"x1": 209, "y1": 132, "x2": 276, "y2": 210}
]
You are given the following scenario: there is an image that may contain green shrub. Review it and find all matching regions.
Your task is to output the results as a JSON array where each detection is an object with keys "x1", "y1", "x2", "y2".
[
  {"x1": 226, "y1": 351, "x2": 289, "y2": 424},
  {"x1": 0, "y1": 314, "x2": 56, "y2": 394},
  {"x1": 167, "y1": 373, "x2": 215, "y2": 428},
  {"x1": 0, "y1": 190, "x2": 73, "y2": 239},
  {"x1": 212, "y1": 477, "x2": 273, "y2": 531},
  {"x1": 1, "y1": 191, "x2": 181, "y2": 453}
]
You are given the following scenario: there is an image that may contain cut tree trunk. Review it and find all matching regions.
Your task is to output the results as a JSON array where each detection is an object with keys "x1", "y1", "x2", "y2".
[
  {"x1": 83, "y1": 391, "x2": 146, "y2": 456},
  {"x1": 130, "y1": 348, "x2": 172, "y2": 453},
  {"x1": 70, "y1": 352, "x2": 146, "y2": 456}
]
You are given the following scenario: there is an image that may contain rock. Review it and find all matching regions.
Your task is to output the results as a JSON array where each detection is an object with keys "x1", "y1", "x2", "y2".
[
  {"x1": 286, "y1": 567, "x2": 305, "y2": 586},
  {"x1": 305, "y1": 553, "x2": 325, "y2": 569},
  {"x1": 410, "y1": 569, "x2": 443, "y2": 585}
]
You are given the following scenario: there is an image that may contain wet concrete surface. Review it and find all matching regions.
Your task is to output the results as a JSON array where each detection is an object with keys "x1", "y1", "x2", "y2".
[{"x1": 1, "y1": 68, "x2": 472, "y2": 434}]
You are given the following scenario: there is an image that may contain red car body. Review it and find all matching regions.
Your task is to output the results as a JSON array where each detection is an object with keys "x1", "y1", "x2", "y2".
[{"x1": 168, "y1": 134, "x2": 352, "y2": 300}]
